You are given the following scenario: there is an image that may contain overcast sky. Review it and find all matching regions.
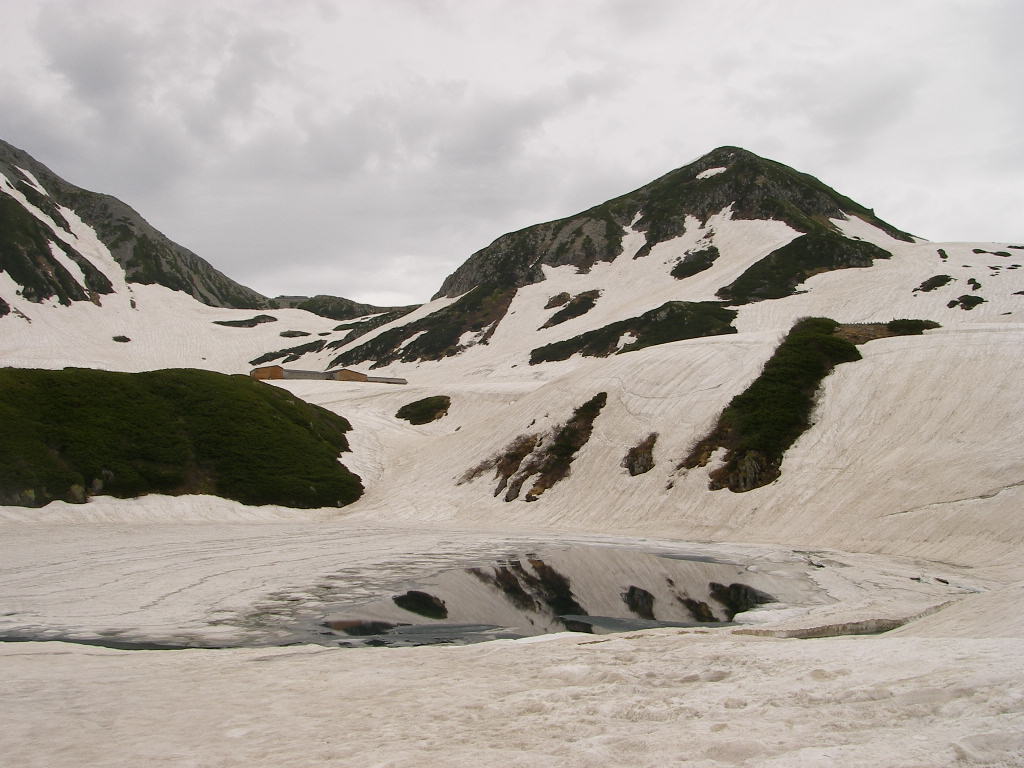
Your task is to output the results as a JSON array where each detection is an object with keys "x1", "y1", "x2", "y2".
[{"x1": 2, "y1": 0, "x2": 1021, "y2": 305}]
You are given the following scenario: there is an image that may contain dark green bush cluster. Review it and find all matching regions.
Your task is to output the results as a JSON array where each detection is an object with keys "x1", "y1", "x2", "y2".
[
  {"x1": 948, "y1": 295, "x2": 986, "y2": 311},
  {"x1": 334, "y1": 284, "x2": 515, "y2": 368},
  {"x1": 541, "y1": 290, "x2": 601, "y2": 328},
  {"x1": 885, "y1": 319, "x2": 941, "y2": 335},
  {"x1": 671, "y1": 246, "x2": 720, "y2": 279},
  {"x1": 213, "y1": 315, "x2": 276, "y2": 328},
  {"x1": 913, "y1": 274, "x2": 953, "y2": 292},
  {"x1": 0, "y1": 368, "x2": 363, "y2": 509},
  {"x1": 530, "y1": 301, "x2": 736, "y2": 364},
  {"x1": 682, "y1": 317, "x2": 860, "y2": 491},
  {"x1": 717, "y1": 233, "x2": 891, "y2": 304},
  {"x1": 395, "y1": 395, "x2": 451, "y2": 425}
]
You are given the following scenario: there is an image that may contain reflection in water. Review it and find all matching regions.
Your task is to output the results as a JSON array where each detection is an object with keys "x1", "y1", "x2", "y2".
[{"x1": 310, "y1": 545, "x2": 798, "y2": 648}]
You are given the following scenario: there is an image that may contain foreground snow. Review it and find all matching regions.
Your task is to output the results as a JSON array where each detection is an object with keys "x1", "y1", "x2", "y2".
[
  {"x1": 3, "y1": 190, "x2": 1024, "y2": 765},
  {"x1": 4, "y1": 630, "x2": 1022, "y2": 767}
]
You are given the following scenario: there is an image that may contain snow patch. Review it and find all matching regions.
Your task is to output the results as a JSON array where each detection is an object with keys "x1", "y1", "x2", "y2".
[
  {"x1": 46, "y1": 241, "x2": 87, "y2": 291},
  {"x1": 697, "y1": 166, "x2": 727, "y2": 179},
  {"x1": 16, "y1": 166, "x2": 48, "y2": 196}
]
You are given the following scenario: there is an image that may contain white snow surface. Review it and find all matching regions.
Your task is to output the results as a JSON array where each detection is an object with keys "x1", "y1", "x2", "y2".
[
  {"x1": 697, "y1": 165, "x2": 728, "y2": 179},
  {"x1": 3, "y1": 200, "x2": 1024, "y2": 766}
]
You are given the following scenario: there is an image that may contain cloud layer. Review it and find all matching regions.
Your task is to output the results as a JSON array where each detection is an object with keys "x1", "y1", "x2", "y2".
[{"x1": 3, "y1": 0, "x2": 1021, "y2": 304}]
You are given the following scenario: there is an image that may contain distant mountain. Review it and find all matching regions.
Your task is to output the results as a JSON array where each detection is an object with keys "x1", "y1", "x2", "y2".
[
  {"x1": 273, "y1": 294, "x2": 418, "y2": 322},
  {"x1": 435, "y1": 145, "x2": 913, "y2": 300},
  {"x1": 0, "y1": 138, "x2": 271, "y2": 312},
  {"x1": 328, "y1": 146, "x2": 922, "y2": 368}
]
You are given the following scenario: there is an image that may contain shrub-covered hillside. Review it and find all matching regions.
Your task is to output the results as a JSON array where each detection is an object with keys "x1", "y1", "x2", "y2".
[{"x1": 0, "y1": 368, "x2": 363, "y2": 509}]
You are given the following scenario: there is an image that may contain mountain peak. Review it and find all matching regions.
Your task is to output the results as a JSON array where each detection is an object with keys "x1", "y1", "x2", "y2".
[{"x1": 433, "y1": 146, "x2": 913, "y2": 301}]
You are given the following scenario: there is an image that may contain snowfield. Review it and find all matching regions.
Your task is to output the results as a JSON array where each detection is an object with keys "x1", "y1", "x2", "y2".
[{"x1": 2, "y1": 186, "x2": 1024, "y2": 765}]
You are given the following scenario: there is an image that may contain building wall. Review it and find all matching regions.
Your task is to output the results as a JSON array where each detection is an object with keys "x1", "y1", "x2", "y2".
[{"x1": 250, "y1": 365, "x2": 284, "y2": 380}]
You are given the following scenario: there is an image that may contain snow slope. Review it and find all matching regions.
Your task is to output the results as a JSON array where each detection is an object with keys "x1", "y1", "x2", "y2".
[{"x1": 2, "y1": 158, "x2": 1024, "y2": 766}]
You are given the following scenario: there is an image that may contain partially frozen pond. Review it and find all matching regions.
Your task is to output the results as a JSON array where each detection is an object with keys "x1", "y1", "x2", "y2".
[{"x1": 289, "y1": 543, "x2": 819, "y2": 647}]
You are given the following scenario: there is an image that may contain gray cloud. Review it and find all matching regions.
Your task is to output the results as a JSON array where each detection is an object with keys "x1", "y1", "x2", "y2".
[{"x1": 2, "y1": 0, "x2": 1021, "y2": 304}]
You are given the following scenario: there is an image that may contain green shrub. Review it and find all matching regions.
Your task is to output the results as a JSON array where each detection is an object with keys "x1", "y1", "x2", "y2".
[
  {"x1": 914, "y1": 275, "x2": 952, "y2": 292},
  {"x1": 530, "y1": 301, "x2": 736, "y2": 364},
  {"x1": 671, "y1": 247, "x2": 720, "y2": 279},
  {"x1": 886, "y1": 319, "x2": 941, "y2": 335},
  {"x1": 396, "y1": 395, "x2": 451, "y2": 425},
  {"x1": 0, "y1": 368, "x2": 362, "y2": 509},
  {"x1": 717, "y1": 233, "x2": 891, "y2": 304},
  {"x1": 681, "y1": 317, "x2": 860, "y2": 491}
]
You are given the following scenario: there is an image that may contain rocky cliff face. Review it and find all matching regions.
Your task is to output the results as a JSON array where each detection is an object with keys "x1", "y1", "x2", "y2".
[{"x1": 0, "y1": 139, "x2": 270, "y2": 310}]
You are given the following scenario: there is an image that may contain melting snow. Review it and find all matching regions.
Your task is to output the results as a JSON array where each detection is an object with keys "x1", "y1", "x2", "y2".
[{"x1": 697, "y1": 166, "x2": 728, "y2": 179}]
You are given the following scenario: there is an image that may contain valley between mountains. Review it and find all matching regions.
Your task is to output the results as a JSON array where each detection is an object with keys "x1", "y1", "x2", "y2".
[{"x1": 1, "y1": 141, "x2": 1023, "y2": 767}]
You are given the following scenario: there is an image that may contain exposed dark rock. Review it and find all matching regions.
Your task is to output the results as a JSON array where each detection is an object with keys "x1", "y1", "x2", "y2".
[
  {"x1": 460, "y1": 434, "x2": 540, "y2": 497},
  {"x1": 622, "y1": 433, "x2": 658, "y2": 476},
  {"x1": 621, "y1": 586, "x2": 656, "y2": 620},
  {"x1": 112, "y1": 335, "x2": 131, "y2": 343},
  {"x1": 279, "y1": 330, "x2": 311, "y2": 338},
  {"x1": 497, "y1": 392, "x2": 608, "y2": 502},
  {"x1": 392, "y1": 590, "x2": 448, "y2": 620}
]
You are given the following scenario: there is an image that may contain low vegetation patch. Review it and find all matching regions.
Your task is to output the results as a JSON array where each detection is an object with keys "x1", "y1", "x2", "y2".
[
  {"x1": 530, "y1": 301, "x2": 737, "y2": 364},
  {"x1": 540, "y1": 290, "x2": 601, "y2": 329},
  {"x1": 250, "y1": 339, "x2": 327, "y2": 366},
  {"x1": 680, "y1": 317, "x2": 861, "y2": 492},
  {"x1": 914, "y1": 274, "x2": 953, "y2": 292},
  {"x1": 213, "y1": 314, "x2": 277, "y2": 328},
  {"x1": 833, "y1": 319, "x2": 941, "y2": 344},
  {"x1": 671, "y1": 246, "x2": 720, "y2": 280},
  {"x1": 948, "y1": 295, "x2": 986, "y2": 310},
  {"x1": 395, "y1": 395, "x2": 451, "y2": 425},
  {"x1": 0, "y1": 367, "x2": 363, "y2": 509},
  {"x1": 461, "y1": 393, "x2": 607, "y2": 501},
  {"x1": 622, "y1": 433, "x2": 658, "y2": 476},
  {"x1": 333, "y1": 284, "x2": 516, "y2": 368},
  {"x1": 716, "y1": 233, "x2": 891, "y2": 304},
  {"x1": 544, "y1": 292, "x2": 571, "y2": 309}
]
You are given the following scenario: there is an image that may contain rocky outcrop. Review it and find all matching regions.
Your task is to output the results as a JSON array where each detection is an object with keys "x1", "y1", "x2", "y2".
[
  {"x1": 461, "y1": 392, "x2": 607, "y2": 501},
  {"x1": 622, "y1": 433, "x2": 658, "y2": 476}
]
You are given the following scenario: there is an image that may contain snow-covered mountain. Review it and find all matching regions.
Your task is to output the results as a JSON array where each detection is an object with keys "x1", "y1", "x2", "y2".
[
  {"x1": 3, "y1": 143, "x2": 1024, "y2": 767},
  {"x1": 0, "y1": 140, "x2": 412, "y2": 371}
]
